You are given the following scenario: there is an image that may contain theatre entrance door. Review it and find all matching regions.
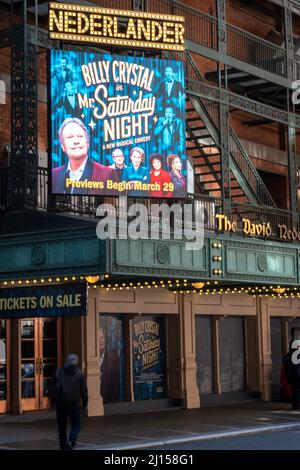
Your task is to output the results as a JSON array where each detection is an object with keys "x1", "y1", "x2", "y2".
[{"x1": 21, "y1": 318, "x2": 62, "y2": 411}]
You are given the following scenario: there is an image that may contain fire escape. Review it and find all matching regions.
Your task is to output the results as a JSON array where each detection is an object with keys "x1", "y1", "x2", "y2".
[{"x1": 184, "y1": 52, "x2": 276, "y2": 206}]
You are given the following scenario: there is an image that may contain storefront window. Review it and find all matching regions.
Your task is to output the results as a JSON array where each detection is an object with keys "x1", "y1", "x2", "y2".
[
  {"x1": 132, "y1": 316, "x2": 166, "y2": 400},
  {"x1": 0, "y1": 321, "x2": 6, "y2": 339},
  {"x1": 99, "y1": 316, "x2": 125, "y2": 404}
]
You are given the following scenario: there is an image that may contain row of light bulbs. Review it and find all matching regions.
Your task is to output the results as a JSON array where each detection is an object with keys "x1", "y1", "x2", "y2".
[
  {"x1": 1, "y1": 276, "x2": 299, "y2": 298},
  {"x1": 50, "y1": 3, "x2": 184, "y2": 22},
  {"x1": 1, "y1": 275, "x2": 109, "y2": 286},
  {"x1": 50, "y1": 33, "x2": 184, "y2": 51}
]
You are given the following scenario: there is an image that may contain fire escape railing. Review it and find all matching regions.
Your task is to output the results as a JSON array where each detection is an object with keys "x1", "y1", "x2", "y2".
[
  {"x1": 0, "y1": 167, "x2": 295, "y2": 240},
  {"x1": 228, "y1": 127, "x2": 276, "y2": 207},
  {"x1": 227, "y1": 24, "x2": 286, "y2": 77},
  {"x1": 229, "y1": 200, "x2": 293, "y2": 234},
  {"x1": 294, "y1": 55, "x2": 300, "y2": 81},
  {"x1": 92, "y1": 0, "x2": 293, "y2": 80}
]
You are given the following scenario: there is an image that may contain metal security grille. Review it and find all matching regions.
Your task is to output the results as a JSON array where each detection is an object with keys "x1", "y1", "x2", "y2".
[
  {"x1": 195, "y1": 316, "x2": 213, "y2": 395},
  {"x1": 219, "y1": 317, "x2": 245, "y2": 393}
]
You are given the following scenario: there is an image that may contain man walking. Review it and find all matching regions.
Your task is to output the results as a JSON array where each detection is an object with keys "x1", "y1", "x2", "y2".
[{"x1": 49, "y1": 354, "x2": 88, "y2": 450}]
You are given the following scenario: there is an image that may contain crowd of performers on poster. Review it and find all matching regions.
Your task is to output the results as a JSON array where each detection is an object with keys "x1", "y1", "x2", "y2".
[{"x1": 50, "y1": 50, "x2": 186, "y2": 199}]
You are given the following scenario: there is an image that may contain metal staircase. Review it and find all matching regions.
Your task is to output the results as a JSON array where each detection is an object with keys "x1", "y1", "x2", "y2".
[{"x1": 184, "y1": 52, "x2": 277, "y2": 207}]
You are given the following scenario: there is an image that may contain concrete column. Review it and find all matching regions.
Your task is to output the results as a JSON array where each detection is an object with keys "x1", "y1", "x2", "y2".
[
  {"x1": 167, "y1": 309, "x2": 182, "y2": 400},
  {"x1": 180, "y1": 294, "x2": 200, "y2": 409},
  {"x1": 282, "y1": 317, "x2": 290, "y2": 355},
  {"x1": 85, "y1": 289, "x2": 103, "y2": 416},
  {"x1": 257, "y1": 298, "x2": 272, "y2": 401}
]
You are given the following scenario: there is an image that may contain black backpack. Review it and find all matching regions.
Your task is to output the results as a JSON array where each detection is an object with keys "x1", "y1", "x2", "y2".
[{"x1": 46, "y1": 369, "x2": 63, "y2": 404}]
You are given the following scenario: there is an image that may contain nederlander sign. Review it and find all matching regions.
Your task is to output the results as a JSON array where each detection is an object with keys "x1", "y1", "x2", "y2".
[
  {"x1": 216, "y1": 214, "x2": 300, "y2": 242},
  {"x1": 49, "y1": 3, "x2": 185, "y2": 51}
]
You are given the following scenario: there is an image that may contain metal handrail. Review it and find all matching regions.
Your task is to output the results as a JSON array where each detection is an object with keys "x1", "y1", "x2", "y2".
[
  {"x1": 227, "y1": 23, "x2": 285, "y2": 51},
  {"x1": 91, "y1": 0, "x2": 132, "y2": 9},
  {"x1": 95, "y1": 0, "x2": 287, "y2": 79},
  {"x1": 230, "y1": 201, "x2": 293, "y2": 236},
  {"x1": 227, "y1": 25, "x2": 286, "y2": 77},
  {"x1": 94, "y1": 0, "x2": 216, "y2": 20},
  {"x1": 294, "y1": 54, "x2": 300, "y2": 80},
  {"x1": 0, "y1": 166, "x2": 297, "y2": 238},
  {"x1": 185, "y1": 52, "x2": 220, "y2": 129},
  {"x1": 93, "y1": 0, "x2": 219, "y2": 49},
  {"x1": 229, "y1": 127, "x2": 276, "y2": 207},
  {"x1": 36, "y1": 167, "x2": 293, "y2": 227},
  {"x1": 231, "y1": 200, "x2": 291, "y2": 217}
]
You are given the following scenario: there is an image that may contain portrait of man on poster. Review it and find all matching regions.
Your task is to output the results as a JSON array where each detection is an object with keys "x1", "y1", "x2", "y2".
[
  {"x1": 109, "y1": 148, "x2": 127, "y2": 180},
  {"x1": 52, "y1": 118, "x2": 117, "y2": 195}
]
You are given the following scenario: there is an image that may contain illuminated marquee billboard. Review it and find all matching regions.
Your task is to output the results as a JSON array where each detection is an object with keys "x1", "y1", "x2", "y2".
[
  {"x1": 49, "y1": 2, "x2": 185, "y2": 51},
  {"x1": 50, "y1": 50, "x2": 186, "y2": 198}
]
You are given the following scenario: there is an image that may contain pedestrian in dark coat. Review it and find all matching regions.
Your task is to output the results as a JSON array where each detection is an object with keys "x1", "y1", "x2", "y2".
[
  {"x1": 286, "y1": 344, "x2": 300, "y2": 410},
  {"x1": 280, "y1": 352, "x2": 292, "y2": 402},
  {"x1": 49, "y1": 354, "x2": 88, "y2": 450}
]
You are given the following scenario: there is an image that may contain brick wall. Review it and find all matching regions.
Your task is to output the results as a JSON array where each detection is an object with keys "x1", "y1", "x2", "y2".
[
  {"x1": 0, "y1": 11, "x2": 10, "y2": 167},
  {"x1": 38, "y1": 102, "x2": 47, "y2": 153},
  {"x1": 37, "y1": 52, "x2": 48, "y2": 153},
  {"x1": 0, "y1": 44, "x2": 10, "y2": 168},
  {"x1": 182, "y1": 0, "x2": 216, "y2": 15},
  {"x1": 227, "y1": 1, "x2": 277, "y2": 36},
  {"x1": 0, "y1": 2, "x2": 299, "y2": 177},
  {"x1": 38, "y1": 51, "x2": 47, "y2": 86},
  {"x1": 230, "y1": 113, "x2": 284, "y2": 150}
]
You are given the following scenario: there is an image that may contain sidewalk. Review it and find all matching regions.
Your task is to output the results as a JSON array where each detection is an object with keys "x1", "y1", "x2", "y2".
[{"x1": 0, "y1": 401, "x2": 299, "y2": 450}]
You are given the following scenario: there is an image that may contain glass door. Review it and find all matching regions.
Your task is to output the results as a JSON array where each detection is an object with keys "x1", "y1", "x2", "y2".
[
  {"x1": 21, "y1": 319, "x2": 37, "y2": 410},
  {"x1": 21, "y1": 318, "x2": 62, "y2": 411},
  {"x1": 0, "y1": 320, "x2": 10, "y2": 413},
  {"x1": 41, "y1": 318, "x2": 62, "y2": 409}
]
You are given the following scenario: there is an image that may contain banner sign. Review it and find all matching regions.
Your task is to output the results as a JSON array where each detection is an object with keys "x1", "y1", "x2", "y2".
[
  {"x1": 132, "y1": 316, "x2": 166, "y2": 400},
  {"x1": 0, "y1": 283, "x2": 87, "y2": 319},
  {"x1": 49, "y1": 3, "x2": 185, "y2": 51},
  {"x1": 50, "y1": 49, "x2": 186, "y2": 198}
]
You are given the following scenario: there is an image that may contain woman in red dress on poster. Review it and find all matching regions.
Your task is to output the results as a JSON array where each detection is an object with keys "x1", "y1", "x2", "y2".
[{"x1": 149, "y1": 153, "x2": 173, "y2": 198}]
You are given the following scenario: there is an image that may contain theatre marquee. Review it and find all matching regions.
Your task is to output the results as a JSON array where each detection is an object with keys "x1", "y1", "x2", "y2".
[{"x1": 49, "y1": 2, "x2": 185, "y2": 51}]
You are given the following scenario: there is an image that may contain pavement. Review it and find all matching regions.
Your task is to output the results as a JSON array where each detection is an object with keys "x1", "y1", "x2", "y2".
[{"x1": 0, "y1": 401, "x2": 300, "y2": 450}]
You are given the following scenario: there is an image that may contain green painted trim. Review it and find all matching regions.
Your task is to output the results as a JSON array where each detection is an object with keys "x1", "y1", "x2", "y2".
[
  {"x1": 108, "y1": 234, "x2": 300, "y2": 285},
  {"x1": 0, "y1": 227, "x2": 105, "y2": 280},
  {"x1": 2, "y1": 226, "x2": 300, "y2": 285}
]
